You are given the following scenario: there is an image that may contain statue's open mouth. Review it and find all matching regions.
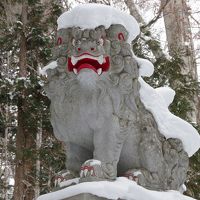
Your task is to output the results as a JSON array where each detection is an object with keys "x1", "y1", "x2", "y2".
[{"x1": 68, "y1": 53, "x2": 110, "y2": 75}]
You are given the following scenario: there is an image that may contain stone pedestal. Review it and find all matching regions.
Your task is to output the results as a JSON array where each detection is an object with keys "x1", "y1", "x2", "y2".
[{"x1": 63, "y1": 193, "x2": 111, "y2": 200}]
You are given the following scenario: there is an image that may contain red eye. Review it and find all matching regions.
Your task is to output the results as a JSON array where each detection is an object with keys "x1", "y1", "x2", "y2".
[
  {"x1": 57, "y1": 37, "x2": 62, "y2": 45},
  {"x1": 118, "y1": 33, "x2": 125, "y2": 41}
]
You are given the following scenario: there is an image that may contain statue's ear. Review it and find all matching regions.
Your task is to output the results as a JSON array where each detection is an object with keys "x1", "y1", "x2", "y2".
[
  {"x1": 56, "y1": 28, "x2": 72, "y2": 46},
  {"x1": 106, "y1": 24, "x2": 129, "y2": 42}
]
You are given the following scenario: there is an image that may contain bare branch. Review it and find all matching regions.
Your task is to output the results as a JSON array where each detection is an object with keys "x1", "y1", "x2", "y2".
[
  {"x1": 189, "y1": 14, "x2": 200, "y2": 26},
  {"x1": 142, "y1": 0, "x2": 170, "y2": 29}
]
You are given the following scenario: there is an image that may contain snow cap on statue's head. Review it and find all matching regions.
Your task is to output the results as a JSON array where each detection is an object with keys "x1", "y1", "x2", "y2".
[{"x1": 57, "y1": 3, "x2": 140, "y2": 44}]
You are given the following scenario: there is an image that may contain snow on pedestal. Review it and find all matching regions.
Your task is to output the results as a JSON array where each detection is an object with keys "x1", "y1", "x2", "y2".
[{"x1": 37, "y1": 178, "x2": 196, "y2": 200}]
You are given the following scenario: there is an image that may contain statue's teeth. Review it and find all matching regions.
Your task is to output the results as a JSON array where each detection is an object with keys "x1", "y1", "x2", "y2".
[
  {"x1": 98, "y1": 55, "x2": 104, "y2": 64},
  {"x1": 90, "y1": 169, "x2": 94, "y2": 176},
  {"x1": 71, "y1": 56, "x2": 78, "y2": 65},
  {"x1": 97, "y1": 68, "x2": 102, "y2": 75},
  {"x1": 84, "y1": 169, "x2": 88, "y2": 176},
  {"x1": 73, "y1": 68, "x2": 78, "y2": 75},
  {"x1": 80, "y1": 170, "x2": 83, "y2": 177}
]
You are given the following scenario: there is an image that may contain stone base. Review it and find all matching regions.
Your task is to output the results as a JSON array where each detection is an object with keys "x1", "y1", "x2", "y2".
[{"x1": 63, "y1": 193, "x2": 116, "y2": 200}]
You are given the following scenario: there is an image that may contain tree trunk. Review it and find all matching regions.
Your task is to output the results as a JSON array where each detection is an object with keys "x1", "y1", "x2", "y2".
[
  {"x1": 2, "y1": 106, "x2": 9, "y2": 200},
  {"x1": 124, "y1": 0, "x2": 167, "y2": 60},
  {"x1": 13, "y1": 1, "x2": 35, "y2": 200},
  {"x1": 124, "y1": 0, "x2": 145, "y2": 25},
  {"x1": 162, "y1": 0, "x2": 199, "y2": 123},
  {"x1": 1, "y1": 0, "x2": 22, "y2": 27},
  {"x1": 35, "y1": 123, "x2": 42, "y2": 198}
]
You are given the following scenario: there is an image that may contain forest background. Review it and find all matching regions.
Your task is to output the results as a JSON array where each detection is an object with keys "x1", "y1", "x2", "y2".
[{"x1": 0, "y1": 0, "x2": 200, "y2": 199}]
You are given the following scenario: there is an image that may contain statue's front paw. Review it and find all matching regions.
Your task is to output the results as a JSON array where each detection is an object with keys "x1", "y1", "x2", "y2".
[
  {"x1": 79, "y1": 159, "x2": 117, "y2": 182},
  {"x1": 80, "y1": 159, "x2": 104, "y2": 181},
  {"x1": 124, "y1": 169, "x2": 161, "y2": 190},
  {"x1": 80, "y1": 159, "x2": 102, "y2": 178},
  {"x1": 54, "y1": 169, "x2": 75, "y2": 188}
]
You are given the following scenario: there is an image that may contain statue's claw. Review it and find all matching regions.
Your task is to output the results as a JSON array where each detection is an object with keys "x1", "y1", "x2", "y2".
[
  {"x1": 124, "y1": 169, "x2": 163, "y2": 190},
  {"x1": 80, "y1": 165, "x2": 95, "y2": 178},
  {"x1": 79, "y1": 159, "x2": 104, "y2": 182},
  {"x1": 54, "y1": 170, "x2": 74, "y2": 187},
  {"x1": 124, "y1": 172, "x2": 139, "y2": 183},
  {"x1": 123, "y1": 170, "x2": 142, "y2": 183}
]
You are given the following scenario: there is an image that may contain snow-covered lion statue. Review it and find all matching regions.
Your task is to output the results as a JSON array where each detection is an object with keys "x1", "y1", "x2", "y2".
[{"x1": 43, "y1": 4, "x2": 200, "y2": 191}]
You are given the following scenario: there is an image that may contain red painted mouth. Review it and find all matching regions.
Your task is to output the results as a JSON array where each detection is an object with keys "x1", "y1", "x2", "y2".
[
  {"x1": 73, "y1": 53, "x2": 101, "y2": 58},
  {"x1": 68, "y1": 56, "x2": 110, "y2": 75}
]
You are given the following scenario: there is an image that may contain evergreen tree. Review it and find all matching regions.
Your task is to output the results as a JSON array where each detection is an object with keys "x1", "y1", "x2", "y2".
[{"x1": 0, "y1": 0, "x2": 65, "y2": 199}]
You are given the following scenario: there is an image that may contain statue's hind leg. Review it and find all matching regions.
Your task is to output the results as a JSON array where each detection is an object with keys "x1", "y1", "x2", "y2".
[
  {"x1": 123, "y1": 111, "x2": 189, "y2": 191},
  {"x1": 123, "y1": 135, "x2": 166, "y2": 190},
  {"x1": 123, "y1": 110, "x2": 168, "y2": 190}
]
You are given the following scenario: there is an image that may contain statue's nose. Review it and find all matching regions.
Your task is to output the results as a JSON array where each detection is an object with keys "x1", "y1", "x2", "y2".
[{"x1": 79, "y1": 41, "x2": 96, "y2": 53}]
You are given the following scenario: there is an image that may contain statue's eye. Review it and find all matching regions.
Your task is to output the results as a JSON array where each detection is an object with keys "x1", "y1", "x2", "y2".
[
  {"x1": 57, "y1": 37, "x2": 62, "y2": 45},
  {"x1": 96, "y1": 38, "x2": 104, "y2": 46},
  {"x1": 72, "y1": 39, "x2": 81, "y2": 47},
  {"x1": 118, "y1": 33, "x2": 125, "y2": 41}
]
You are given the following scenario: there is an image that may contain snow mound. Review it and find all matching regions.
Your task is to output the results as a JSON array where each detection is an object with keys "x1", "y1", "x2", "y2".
[
  {"x1": 39, "y1": 61, "x2": 57, "y2": 76},
  {"x1": 57, "y1": 4, "x2": 140, "y2": 43},
  {"x1": 139, "y1": 78, "x2": 200, "y2": 157},
  {"x1": 155, "y1": 87, "x2": 175, "y2": 107},
  {"x1": 134, "y1": 56, "x2": 154, "y2": 77},
  {"x1": 59, "y1": 178, "x2": 79, "y2": 188},
  {"x1": 37, "y1": 177, "x2": 195, "y2": 200}
]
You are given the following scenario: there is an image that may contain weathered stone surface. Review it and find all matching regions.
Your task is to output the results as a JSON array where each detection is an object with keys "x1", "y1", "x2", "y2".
[{"x1": 45, "y1": 16, "x2": 189, "y2": 191}]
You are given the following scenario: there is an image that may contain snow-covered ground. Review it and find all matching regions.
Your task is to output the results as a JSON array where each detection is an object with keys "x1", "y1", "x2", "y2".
[{"x1": 37, "y1": 178, "x2": 196, "y2": 200}]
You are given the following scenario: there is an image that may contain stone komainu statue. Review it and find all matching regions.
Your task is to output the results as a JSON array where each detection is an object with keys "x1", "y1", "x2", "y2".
[{"x1": 44, "y1": 4, "x2": 193, "y2": 191}]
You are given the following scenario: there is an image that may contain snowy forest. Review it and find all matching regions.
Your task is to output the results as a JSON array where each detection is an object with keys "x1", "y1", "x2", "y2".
[{"x1": 0, "y1": 0, "x2": 200, "y2": 199}]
